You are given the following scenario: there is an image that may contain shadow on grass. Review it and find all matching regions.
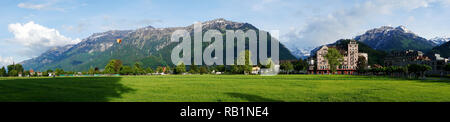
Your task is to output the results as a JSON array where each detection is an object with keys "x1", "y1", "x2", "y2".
[
  {"x1": 225, "y1": 93, "x2": 284, "y2": 102},
  {"x1": 419, "y1": 77, "x2": 450, "y2": 84},
  {"x1": 0, "y1": 77, "x2": 134, "y2": 102}
]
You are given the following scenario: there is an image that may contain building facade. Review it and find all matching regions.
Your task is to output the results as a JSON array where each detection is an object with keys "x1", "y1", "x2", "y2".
[
  {"x1": 308, "y1": 40, "x2": 368, "y2": 74},
  {"x1": 384, "y1": 50, "x2": 430, "y2": 66},
  {"x1": 384, "y1": 50, "x2": 448, "y2": 75}
]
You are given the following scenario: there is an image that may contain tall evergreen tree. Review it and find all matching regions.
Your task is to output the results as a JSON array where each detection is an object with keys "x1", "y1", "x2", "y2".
[
  {"x1": 175, "y1": 62, "x2": 186, "y2": 74},
  {"x1": 133, "y1": 62, "x2": 144, "y2": 75},
  {"x1": 0, "y1": 67, "x2": 7, "y2": 77}
]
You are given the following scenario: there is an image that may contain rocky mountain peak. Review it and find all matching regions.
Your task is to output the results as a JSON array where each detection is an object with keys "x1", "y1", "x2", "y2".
[
  {"x1": 430, "y1": 37, "x2": 450, "y2": 46},
  {"x1": 365, "y1": 25, "x2": 412, "y2": 34},
  {"x1": 196, "y1": 18, "x2": 254, "y2": 30},
  {"x1": 355, "y1": 25, "x2": 435, "y2": 52},
  {"x1": 205, "y1": 18, "x2": 231, "y2": 24},
  {"x1": 395, "y1": 25, "x2": 410, "y2": 33}
]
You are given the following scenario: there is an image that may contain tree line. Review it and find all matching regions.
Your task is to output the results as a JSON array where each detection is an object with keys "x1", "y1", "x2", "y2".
[{"x1": 357, "y1": 64, "x2": 437, "y2": 79}]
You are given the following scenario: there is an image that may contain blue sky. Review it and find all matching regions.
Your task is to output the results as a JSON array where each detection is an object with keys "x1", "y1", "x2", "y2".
[{"x1": 1, "y1": 0, "x2": 450, "y2": 66}]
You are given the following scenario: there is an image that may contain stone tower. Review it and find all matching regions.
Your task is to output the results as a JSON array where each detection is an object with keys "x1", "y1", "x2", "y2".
[{"x1": 347, "y1": 40, "x2": 359, "y2": 69}]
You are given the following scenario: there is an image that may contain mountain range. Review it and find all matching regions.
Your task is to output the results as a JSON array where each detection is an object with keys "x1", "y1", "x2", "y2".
[
  {"x1": 291, "y1": 25, "x2": 449, "y2": 61},
  {"x1": 431, "y1": 41, "x2": 450, "y2": 58},
  {"x1": 429, "y1": 37, "x2": 450, "y2": 46},
  {"x1": 21, "y1": 20, "x2": 450, "y2": 71},
  {"x1": 354, "y1": 26, "x2": 437, "y2": 52},
  {"x1": 21, "y1": 19, "x2": 297, "y2": 71}
]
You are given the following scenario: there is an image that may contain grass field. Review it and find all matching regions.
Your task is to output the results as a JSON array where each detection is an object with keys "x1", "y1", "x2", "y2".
[{"x1": 0, "y1": 75, "x2": 449, "y2": 102}]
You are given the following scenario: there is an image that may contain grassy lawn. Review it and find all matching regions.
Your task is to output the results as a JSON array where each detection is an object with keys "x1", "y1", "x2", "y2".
[{"x1": 0, "y1": 75, "x2": 449, "y2": 102}]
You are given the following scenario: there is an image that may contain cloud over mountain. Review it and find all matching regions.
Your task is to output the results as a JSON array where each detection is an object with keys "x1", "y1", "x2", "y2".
[
  {"x1": 8, "y1": 21, "x2": 81, "y2": 57},
  {"x1": 0, "y1": 56, "x2": 14, "y2": 67}
]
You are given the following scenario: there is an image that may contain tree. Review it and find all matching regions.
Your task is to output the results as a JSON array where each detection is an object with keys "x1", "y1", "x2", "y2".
[
  {"x1": 357, "y1": 56, "x2": 368, "y2": 74},
  {"x1": 407, "y1": 64, "x2": 432, "y2": 79},
  {"x1": 133, "y1": 62, "x2": 145, "y2": 75},
  {"x1": 0, "y1": 67, "x2": 7, "y2": 77},
  {"x1": 105, "y1": 59, "x2": 123, "y2": 74},
  {"x1": 324, "y1": 48, "x2": 344, "y2": 74},
  {"x1": 293, "y1": 59, "x2": 308, "y2": 72},
  {"x1": 199, "y1": 66, "x2": 208, "y2": 75},
  {"x1": 44, "y1": 69, "x2": 53, "y2": 77},
  {"x1": 280, "y1": 62, "x2": 294, "y2": 74},
  {"x1": 230, "y1": 64, "x2": 241, "y2": 74},
  {"x1": 156, "y1": 66, "x2": 164, "y2": 73},
  {"x1": 55, "y1": 68, "x2": 65, "y2": 76},
  {"x1": 8, "y1": 70, "x2": 18, "y2": 77},
  {"x1": 88, "y1": 67, "x2": 95, "y2": 75},
  {"x1": 189, "y1": 61, "x2": 199, "y2": 74},
  {"x1": 24, "y1": 70, "x2": 30, "y2": 77},
  {"x1": 215, "y1": 65, "x2": 225, "y2": 72},
  {"x1": 93, "y1": 67, "x2": 100, "y2": 74},
  {"x1": 175, "y1": 62, "x2": 186, "y2": 74},
  {"x1": 14, "y1": 64, "x2": 24, "y2": 73},
  {"x1": 164, "y1": 66, "x2": 172, "y2": 74},
  {"x1": 7, "y1": 65, "x2": 14, "y2": 73},
  {"x1": 145, "y1": 67, "x2": 154, "y2": 74},
  {"x1": 120, "y1": 66, "x2": 133, "y2": 75},
  {"x1": 445, "y1": 64, "x2": 450, "y2": 72},
  {"x1": 237, "y1": 50, "x2": 253, "y2": 74},
  {"x1": 6, "y1": 64, "x2": 24, "y2": 77},
  {"x1": 420, "y1": 64, "x2": 432, "y2": 78}
]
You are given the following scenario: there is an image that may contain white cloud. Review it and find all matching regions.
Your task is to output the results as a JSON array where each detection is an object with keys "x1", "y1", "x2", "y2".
[
  {"x1": 0, "y1": 56, "x2": 14, "y2": 67},
  {"x1": 17, "y1": 0, "x2": 86, "y2": 12},
  {"x1": 282, "y1": 0, "x2": 450, "y2": 50},
  {"x1": 17, "y1": 2, "x2": 50, "y2": 10},
  {"x1": 8, "y1": 21, "x2": 81, "y2": 57}
]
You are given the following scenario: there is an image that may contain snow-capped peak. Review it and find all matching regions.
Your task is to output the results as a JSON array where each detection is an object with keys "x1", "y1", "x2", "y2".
[
  {"x1": 395, "y1": 25, "x2": 410, "y2": 33},
  {"x1": 429, "y1": 37, "x2": 450, "y2": 46},
  {"x1": 288, "y1": 47, "x2": 316, "y2": 59}
]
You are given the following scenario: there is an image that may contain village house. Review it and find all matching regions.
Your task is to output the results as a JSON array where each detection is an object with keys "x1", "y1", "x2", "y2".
[
  {"x1": 308, "y1": 40, "x2": 368, "y2": 75},
  {"x1": 251, "y1": 66, "x2": 261, "y2": 75}
]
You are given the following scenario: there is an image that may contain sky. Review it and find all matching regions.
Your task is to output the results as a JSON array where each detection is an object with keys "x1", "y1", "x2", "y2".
[{"x1": 1, "y1": 0, "x2": 450, "y2": 67}]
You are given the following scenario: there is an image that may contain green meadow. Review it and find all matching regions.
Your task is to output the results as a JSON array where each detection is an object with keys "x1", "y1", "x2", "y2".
[{"x1": 0, "y1": 75, "x2": 449, "y2": 102}]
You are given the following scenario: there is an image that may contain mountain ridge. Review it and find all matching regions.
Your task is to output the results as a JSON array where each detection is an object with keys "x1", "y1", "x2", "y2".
[
  {"x1": 354, "y1": 25, "x2": 436, "y2": 52},
  {"x1": 429, "y1": 37, "x2": 450, "y2": 46},
  {"x1": 430, "y1": 41, "x2": 450, "y2": 58},
  {"x1": 21, "y1": 19, "x2": 297, "y2": 71},
  {"x1": 289, "y1": 25, "x2": 441, "y2": 59}
]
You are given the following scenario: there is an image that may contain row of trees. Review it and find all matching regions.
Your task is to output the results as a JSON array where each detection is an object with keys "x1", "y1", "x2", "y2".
[
  {"x1": 279, "y1": 59, "x2": 308, "y2": 74},
  {"x1": 101, "y1": 59, "x2": 171, "y2": 75},
  {"x1": 0, "y1": 64, "x2": 24, "y2": 77},
  {"x1": 173, "y1": 50, "x2": 308, "y2": 75},
  {"x1": 357, "y1": 64, "x2": 434, "y2": 79},
  {"x1": 446, "y1": 64, "x2": 450, "y2": 73}
]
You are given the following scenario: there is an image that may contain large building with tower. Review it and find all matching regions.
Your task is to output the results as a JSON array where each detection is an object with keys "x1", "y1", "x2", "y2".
[{"x1": 307, "y1": 40, "x2": 368, "y2": 74}]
